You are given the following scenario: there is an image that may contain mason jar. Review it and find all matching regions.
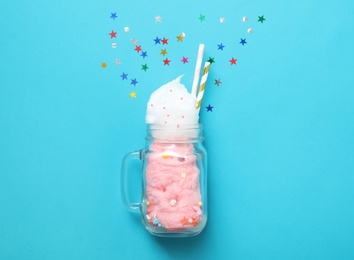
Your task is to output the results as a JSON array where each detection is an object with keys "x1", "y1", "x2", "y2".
[{"x1": 121, "y1": 124, "x2": 207, "y2": 237}]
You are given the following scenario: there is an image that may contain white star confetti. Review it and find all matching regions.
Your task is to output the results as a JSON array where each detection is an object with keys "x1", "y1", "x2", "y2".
[
  {"x1": 155, "y1": 15, "x2": 162, "y2": 22},
  {"x1": 124, "y1": 27, "x2": 130, "y2": 32},
  {"x1": 130, "y1": 38, "x2": 138, "y2": 45},
  {"x1": 114, "y1": 59, "x2": 121, "y2": 66}
]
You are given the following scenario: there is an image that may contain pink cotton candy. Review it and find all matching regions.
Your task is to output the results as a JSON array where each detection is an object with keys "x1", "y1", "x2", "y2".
[{"x1": 145, "y1": 142, "x2": 202, "y2": 229}]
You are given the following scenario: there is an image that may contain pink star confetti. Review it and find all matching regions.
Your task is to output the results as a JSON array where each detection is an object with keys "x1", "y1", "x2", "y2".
[{"x1": 181, "y1": 56, "x2": 188, "y2": 64}]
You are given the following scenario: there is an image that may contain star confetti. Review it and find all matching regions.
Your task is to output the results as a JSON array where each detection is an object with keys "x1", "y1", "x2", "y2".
[
  {"x1": 207, "y1": 57, "x2": 215, "y2": 64},
  {"x1": 229, "y1": 57, "x2": 237, "y2": 65},
  {"x1": 177, "y1": 35, "x2": 184, "y2": 42},
  {"x1": 153, "y1": 37, "x2": 161, "y2": 44},
  {"x1": 134, "y1": 45, "x2": 142, "y2": 52},
  {"x1": 206, "y1": 104, "x2": 213, "y2": 112},
  {"x1": 258, "y1": 15, "x2": 266, "y2": 23},
  {"x1": 214, "y1": 79, "x2": 222, "y2": 86},
  {"x1": 240, "y1": 38, "x2": 247, "y2": 46},
  {"x1": 114, "y1": 59, "x2": 121, "y2": 66},
  {"x1": 217, "y1": 43, "x2": 225, "y2": 50},
  {"x1": 120, "y1": 72, "x2": 128, "y2": 80},
  {"x1": 163, "y1": 58, "x2": 171, "y2": 65},
  {"x1": 140, "y1": 51, "x2": 148, "y2": 58},
  {"x1": 110, "y1": 13, "x2": 117, "y2": 20},
  {"x1": 181, "y1": 217, "x2": 189, "y2": 225},
  {"x1": 141, "y1": 64, "x2": 148, "y2": 71},
  {"x1": 129, "y1": 91, "x2": 136, "y2": 98},
  {"x1": 130, "y1": 78, "x2": 138, "y2": 86},
  {"x1": 199, "y1": 14, "x2": 206, "y2": 22},
  {"x1": 161, "y1": 37, "x2": 168, "y2": 45},
  {"x1": 109, "y1": 30, "x2": 117, "y2": 38},
  {"x1": 160, "y1": 49, "x2": 167, "y2": 56},
  {"x1": 181, "y1": 56, "x2": 188, "y2": 64},
  {"x1": 155, "y1": 15, "x2": 162, "y2": 22},
  {"x1": 131, "y1": 38, "x2": 138, "y2": 45}
]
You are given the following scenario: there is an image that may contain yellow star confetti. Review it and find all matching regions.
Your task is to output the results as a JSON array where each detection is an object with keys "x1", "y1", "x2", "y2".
[
  {"x1": 176, "y1": 35, "x2": 184, "y2": 42},
  {"x1": 160, "y1": 49, "x2": 167, "y2": 56},
  {"x1": 181, "y1": 172, "x2": 187, "y2": 178},
  {"x1": 129, "y1": 91, "x2": 136, "y2": 98}
]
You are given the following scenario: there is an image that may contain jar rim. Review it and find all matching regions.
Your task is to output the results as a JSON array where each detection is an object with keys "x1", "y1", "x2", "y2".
[{"x1": 146, "y1": 124, "x2": 204, "y2": 143}]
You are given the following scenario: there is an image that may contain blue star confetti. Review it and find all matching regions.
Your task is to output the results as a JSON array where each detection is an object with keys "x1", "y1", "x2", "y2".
[
  {"x1": 240, "y1": 38, "x2": 247, "y2": 46},
  {"x1": 217, "y1": 43, "x2": 225, "y2": 50},
  {"x1": 110, "y1": 12, "x2": 117, "y2": 20},
  {"x1": 120, "y1": 72, "x2": 128, "y2": 80},
  {"x1": 153, "y1": 37, "x2": 161, "y2": 44},
  {"x1": 206, "y1": 104, "x2": 214, "y2": 112},
  {"x1": 131, "y1": 78, "x2": 138, "y2": 86}
]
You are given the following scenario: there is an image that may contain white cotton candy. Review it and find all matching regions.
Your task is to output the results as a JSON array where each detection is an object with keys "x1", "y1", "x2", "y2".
[{"x1": 145, "y1": 76, "x2": 199, "y2": 125}]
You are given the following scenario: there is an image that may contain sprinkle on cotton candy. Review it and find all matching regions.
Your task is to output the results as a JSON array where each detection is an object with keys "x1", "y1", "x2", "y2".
[{"x1": 145, "y1": 76, "x2": 199, "y2": 125}]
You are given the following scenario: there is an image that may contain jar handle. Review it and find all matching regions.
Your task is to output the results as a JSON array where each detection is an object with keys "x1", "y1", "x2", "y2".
[{"x1": 120, "y1": 150, "x2": 143, "y2": 213}]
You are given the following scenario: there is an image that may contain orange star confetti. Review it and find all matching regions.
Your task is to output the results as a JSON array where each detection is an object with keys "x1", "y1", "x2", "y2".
[{"x1": 181, "y1": 217, "x2": 189, "y2": 225}]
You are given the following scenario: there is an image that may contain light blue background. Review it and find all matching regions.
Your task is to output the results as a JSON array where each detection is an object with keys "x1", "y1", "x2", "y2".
[{"x1": 1, "y1": 0, "x2": 354, "y2": 259}]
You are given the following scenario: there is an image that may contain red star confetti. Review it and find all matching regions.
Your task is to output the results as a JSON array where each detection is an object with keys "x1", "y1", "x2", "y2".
[
  {"x1": 181, "y1": 56, "x2": 188, "y2": 64},
  {"x1": 109, "y1": 30, "x2": 117, "y2": 38},
  {"x1": 134, "y1": 45, "x2": 142, "y2": 52},
  {"x1": 229, "y1": 57, "x2": 237, "y2": 65},
  {"x1": 163, "y1": 58, "x2": 171, "y2": 65},
  {"x1": 161, "y1": 37, "x2": 168, "y2": 45}
]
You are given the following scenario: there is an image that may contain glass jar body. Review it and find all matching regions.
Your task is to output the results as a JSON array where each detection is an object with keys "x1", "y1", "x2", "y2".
[{"x1": 121, "y1": 124, "x2": 207, "y2": 237}]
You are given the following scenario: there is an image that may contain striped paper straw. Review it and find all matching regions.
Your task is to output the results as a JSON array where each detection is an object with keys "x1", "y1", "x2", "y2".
[
  {"x1": 196, "y1": 61, "x2": 211, "y2": 112},
  {"x1": 191, "y1": 44, "x2": 205, "y2": 97}
]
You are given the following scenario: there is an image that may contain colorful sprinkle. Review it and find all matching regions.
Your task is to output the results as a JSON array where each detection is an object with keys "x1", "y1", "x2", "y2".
[{"x1": 170, "y1": 199, "x2": 177, "y2": 207}]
